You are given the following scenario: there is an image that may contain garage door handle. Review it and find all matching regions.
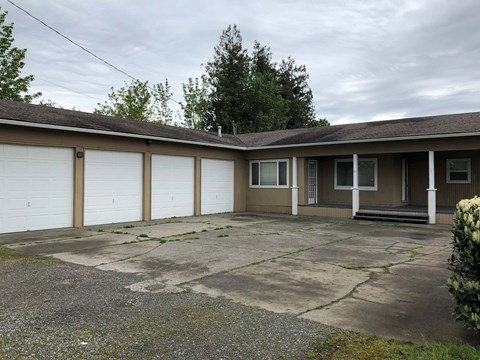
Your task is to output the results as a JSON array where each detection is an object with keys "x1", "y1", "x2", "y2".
[{"x1": 28, "y1": 201, "x2": 30, "y2": 207}]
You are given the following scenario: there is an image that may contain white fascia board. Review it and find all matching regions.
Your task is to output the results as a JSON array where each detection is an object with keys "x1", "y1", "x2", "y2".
[
  {"x1": 244, "y1": 132, "x2": 480, "y2": 150},
  {"x1": 0, "y1": 119, "x2": 247, "y2": 150},
  {"x1": 2, "y1": 118, "x2": 480, "y2": 151}
]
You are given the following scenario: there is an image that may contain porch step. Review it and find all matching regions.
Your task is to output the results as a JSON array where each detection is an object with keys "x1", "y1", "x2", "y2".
[{"x1": 353, "y1": 211, "x2": 429, "y2": 224}]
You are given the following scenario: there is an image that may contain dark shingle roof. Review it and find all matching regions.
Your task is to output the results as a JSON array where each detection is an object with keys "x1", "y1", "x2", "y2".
[
  {"x1": 236, "y1": 112, "x2": 480, "y2": 147},
  {"x1": 0, "y1": 100, "x2": 246, "y2": 148},
  {"x1": 1, "y1": 100, "x2": 479, "y2": 149}
]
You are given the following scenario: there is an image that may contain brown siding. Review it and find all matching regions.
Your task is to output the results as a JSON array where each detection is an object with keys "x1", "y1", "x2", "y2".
[
  {"x1": 407, "y1": 153, "x2": 428, "y2": 206},
  {"x1": 408, "y1": 151, "x2": 480, "y2": 207},
  {"x1": 315, "y1": 154, "x2": 403, "y2": 207},
  {"x1": 436, "y1": 151, "x2": 480, "y2": 206}
]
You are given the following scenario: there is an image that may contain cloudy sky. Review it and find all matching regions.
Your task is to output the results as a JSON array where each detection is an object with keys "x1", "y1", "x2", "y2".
[{"x1": 2, "y1": 0, "x2": 479, "y2": 125}]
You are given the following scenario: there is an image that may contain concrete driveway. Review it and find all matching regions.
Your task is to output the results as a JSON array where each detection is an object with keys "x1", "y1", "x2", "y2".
[{"x1": 2, "y1": 213, "x2": 476, "y2": 344}]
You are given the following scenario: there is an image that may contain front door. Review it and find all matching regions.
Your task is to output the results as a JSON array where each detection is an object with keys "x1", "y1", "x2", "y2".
[{"x1": 308, "y1": 160, "x2": 317, "y2": 204}]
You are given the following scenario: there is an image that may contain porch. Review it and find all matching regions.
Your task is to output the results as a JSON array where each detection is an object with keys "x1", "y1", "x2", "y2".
[
  {"x1": 294, "y1": 149, "x2": 478, "y2": 225},
  {"x1": 298, "y1": 203, "x2": 455, "y2": 224}
]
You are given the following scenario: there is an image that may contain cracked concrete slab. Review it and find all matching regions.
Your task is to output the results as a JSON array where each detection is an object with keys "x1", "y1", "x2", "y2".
[
  {"x1": 97, "y1": 241, "x2": 281, "y2": 285},
  {"x1": 300, "y1": 260, "x2": 477, "y2": 343},
  {"x1": 3, "y1": 213, "x2": 476, "y2": 344},
  {"x1": 189, "y1": 257, "x2": 371, "y2": 314}
]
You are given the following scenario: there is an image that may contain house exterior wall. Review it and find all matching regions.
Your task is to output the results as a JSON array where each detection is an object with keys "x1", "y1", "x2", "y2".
[
  {"x1": 313, "y1": 154, "x2": 403, "y2": 207},
  {"x1": 245, "y1": 136, "x2": 480, "y2": 213},
  {"x1": 409, "y1": 150, "x2": 480, "y2": 207},
  {"x1": 0, "y1": 125, "x2": 247, "y2": 228}
]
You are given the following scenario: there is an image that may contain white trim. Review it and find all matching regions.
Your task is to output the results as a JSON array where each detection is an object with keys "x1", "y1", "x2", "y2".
[
  {"x1": 334, "y1": 158, "x2": 378, "y2": 191},
  {"x1": 249, "y1": 159, "x2": 290, "y2": 188},
  {"x1": 3, "y1": 118, "x2": 480, "y2": 151},
  {"x1": 352, "y1": 154, "x2": 360, "y2": 217},
  {"x1": 291, "y1": 157, "x2": 298, "y2": 215},
  {"x1": 428, "y1": 151, "x2": 437, "y2": 224},
  {"x1": 446, "y1": 158, "x2": 471, "y2": 184},
  {"x1": 0, "y1": 119, "x2": 244, "y2": 150},
  {"x1": 307, "y1": 160, "x2": 318, "y2": 204},
  {"x1": 246, "y1": 132, "x2": 480, "y2": 150}
]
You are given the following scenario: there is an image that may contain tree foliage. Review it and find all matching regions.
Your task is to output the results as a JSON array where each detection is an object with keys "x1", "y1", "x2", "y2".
[
  {"x1": 205, "y1": 25, "x2": 250, "y2": 133},
  {"x1": 447, "y1": 197, "x2": 480, "y2": 332},
  {"x1": 0, "y1": 7, "x2": 41, "y2": 102},
  {"x1": 180, "y1": 75, "x2": 209, "y2": 130},
  {"x1": 202, "y1": 25, "x2": 327, "y2": 133},
  {"x1": 94, "y1": 79, "x2": 173, "y2": 124}
]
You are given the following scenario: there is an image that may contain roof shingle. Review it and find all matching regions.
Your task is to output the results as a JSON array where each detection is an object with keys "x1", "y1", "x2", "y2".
[{"x1": 1, "y1": 100, "x2": 479, "y2": 149}]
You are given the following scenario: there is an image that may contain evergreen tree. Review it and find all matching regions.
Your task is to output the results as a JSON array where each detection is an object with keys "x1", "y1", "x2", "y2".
[
  {"x1": 205, "y1": 25, "x2": 250, "y2": 133},
  {"x1": 0, "y1": 7, "x2": 41, "y2": 102},
  {"x1": 278, "y1": 57, "x2": 316, "y2": 129},
  {"x1": 245, "y1": 42, "x2": 288, "y2": 132}
]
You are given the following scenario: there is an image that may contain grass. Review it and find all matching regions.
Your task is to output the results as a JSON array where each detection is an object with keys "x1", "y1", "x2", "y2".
[
  {"x1": 309, "y1": 332, "x2": 480, "y2": 360},
  {"x1": 0, "y1": 245, "x2": 61, "y2": 265}
]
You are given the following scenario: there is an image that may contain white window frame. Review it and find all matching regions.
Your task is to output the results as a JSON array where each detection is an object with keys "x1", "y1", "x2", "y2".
[
  {"x1": 334, "y1": 158, "x2": 378, "y2": 191},
  {"x1": 250, "y1": 159, "x2": 289, "y2": 188},
  {"x1": 446, "y1": 158, "x2": 471, "y2": 184}
]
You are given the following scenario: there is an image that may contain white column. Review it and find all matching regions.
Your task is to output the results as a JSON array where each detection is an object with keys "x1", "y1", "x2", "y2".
[
  {"x1": 352, "y1": 154, "x2": 359, "y2": 217},
  {"x1": 427, "y1": 151, "x2": 437, "y2": 224},
  {"x1": 292, "y1": 157, "x2": 298, "y2": 215}
]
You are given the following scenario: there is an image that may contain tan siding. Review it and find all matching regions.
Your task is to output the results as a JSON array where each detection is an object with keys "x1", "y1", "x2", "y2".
[
  {"x1": 407, "y1": 153, "x2": 428, "y2": 206},
  {"x1": 436, "y1": 151, "x2": 480, "y2": 206},
  {"x1": 408, "y1": 151, "x2": 480, "y2": 207},
  {"x1": 245, "y1": 136, "x2": 480, "y2": 159},
  {"x1": 0, "y1": 125, "x2": 246, "y2": 227},
  {"x1": 297, "y1": 157, "x2": 307, "y2": 205},
  {"x1": 73, "y1": 147, "x2": 84, "y2": 227},
  {"x1": 298, "y1": 206, "x2": 351, "y2": 219},
  {"x1": 316, "y1": 154, "x2": 403, "y2": 206}
]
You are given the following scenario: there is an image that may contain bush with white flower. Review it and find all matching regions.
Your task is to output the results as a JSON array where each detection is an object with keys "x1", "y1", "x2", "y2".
[{"x1": 447, "y1": 196, "x2": 480, "y2": 331}]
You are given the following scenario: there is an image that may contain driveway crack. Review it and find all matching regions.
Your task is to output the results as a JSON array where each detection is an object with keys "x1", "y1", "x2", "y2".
[
  {"x1": 95, "y1": 242, "x2": 164, "y2": 267},
  {"x1": 177, "y1": 246, "x2": 315, "y2": 287}
]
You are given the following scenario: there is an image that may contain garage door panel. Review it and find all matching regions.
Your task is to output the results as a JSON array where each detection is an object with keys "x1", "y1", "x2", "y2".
[
  {"x1": 152, "y1": 155, "x2": 194, "y2": 219},
  {"x1": 201, "y1": 159, "x2": 234, "y2": 215},
  {"x1": 84, "y1": 150, "x2": 143, "y2": 226},
  {"x1": 0, "y1": 144, "x2": 74, "y2": 233}
]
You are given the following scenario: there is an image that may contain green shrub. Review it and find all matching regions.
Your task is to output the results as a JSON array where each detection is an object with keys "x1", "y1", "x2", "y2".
[{"x1": 447, "y1": 196, "x2": 480, "y2": 331}]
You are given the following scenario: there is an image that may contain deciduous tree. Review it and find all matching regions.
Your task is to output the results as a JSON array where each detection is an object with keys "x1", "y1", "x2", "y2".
[
  {"x1": 0, "y1": 7, "x2": 41, "y2": 102},
  {"x1": 94, "y1": 79, "x2": 173, "y2": 124}
]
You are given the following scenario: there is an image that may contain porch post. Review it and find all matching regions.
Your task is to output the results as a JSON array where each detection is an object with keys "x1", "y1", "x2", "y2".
[
  {"x1": 292, "y1": 157, "x2": 298, "y2": 215},
  {"x1": 352, "y1": 154, "x2": 359, "y2": 217},
  {"x1": 427, "y1": 151, "x2": 436, "y2": 224}
]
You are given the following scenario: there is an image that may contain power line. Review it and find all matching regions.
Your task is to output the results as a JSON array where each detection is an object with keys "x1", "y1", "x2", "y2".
[{"x1": 5, "y1": 0, "x2": 181, "y2": 105}]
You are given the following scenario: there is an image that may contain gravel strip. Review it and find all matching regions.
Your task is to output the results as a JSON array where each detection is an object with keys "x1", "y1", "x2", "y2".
[{"x1": 0, "y1": 259, "x2": 334, "y2": 359}]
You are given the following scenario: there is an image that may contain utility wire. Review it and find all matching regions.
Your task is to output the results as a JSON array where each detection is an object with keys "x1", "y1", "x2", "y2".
[{"x1": 6, "y1": 0, "x2": 181, "y2": 105}]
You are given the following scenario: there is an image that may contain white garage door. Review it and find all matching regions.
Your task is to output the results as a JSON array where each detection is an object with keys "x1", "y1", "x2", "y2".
[
  {"x1": 201, "y1": 159, "x2": 234, "y2": 215},
  {"x1": 84, "y1": 150, "x2": 143, "y2": 226},
  {"x1": 152, "y1": 155, "x2": 195, "y2": 219},
  {"x1": 0, "y1": 144, "x2": 73, "y2": 233}
]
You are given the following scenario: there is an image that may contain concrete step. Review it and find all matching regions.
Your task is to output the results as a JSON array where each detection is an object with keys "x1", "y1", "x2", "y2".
[{"x1": 353, "y1": 211, "x2": 429, "y2": 224}]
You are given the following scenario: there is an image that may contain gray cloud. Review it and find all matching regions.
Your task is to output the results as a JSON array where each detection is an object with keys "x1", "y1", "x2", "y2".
[{"x1": 2, "y1": 0, "x2": 479, "y2": 124}]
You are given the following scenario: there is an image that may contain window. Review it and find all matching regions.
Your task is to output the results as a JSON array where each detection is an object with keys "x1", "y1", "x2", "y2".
[
  {"x1": 334, "y1": 158, "x2": 377, "y2": 191},
  {"x1": 447, "y1": 159, "x2": 471, "y2": 183},
  {"x1": 250, "y1": 160, "x2": 289, "y2": 188}
]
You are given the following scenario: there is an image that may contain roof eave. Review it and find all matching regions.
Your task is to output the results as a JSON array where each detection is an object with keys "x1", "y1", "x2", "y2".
[
  {"x1": 0, "y1": 119, "x2": 248, "y2": 150},
  {"x1": 244, "y1": 132, "x2": 480, "y2": 150}
]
